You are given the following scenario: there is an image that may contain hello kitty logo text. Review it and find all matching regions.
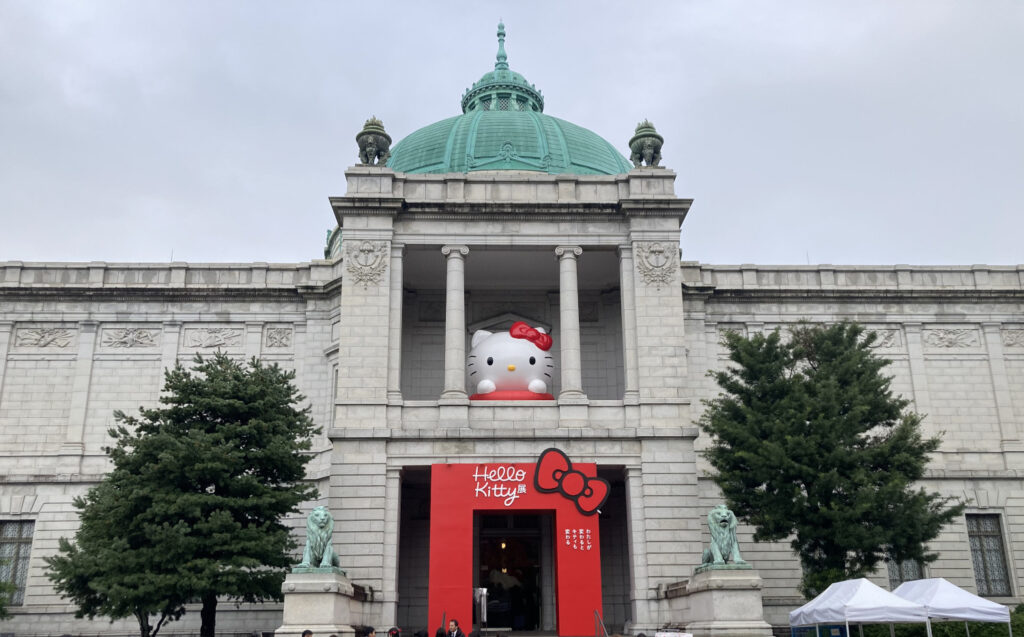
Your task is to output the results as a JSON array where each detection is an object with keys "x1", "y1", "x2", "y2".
[{"x1": 473, "y1": 465, "x2": 528, "y2": 506}]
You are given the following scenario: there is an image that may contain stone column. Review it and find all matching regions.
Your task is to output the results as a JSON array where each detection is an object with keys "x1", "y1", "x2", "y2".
[
  {"x1": 624, "y1": 464, "x2": 653, "y2": 633},
  {"x1": 982, "y1": 323, "x2": 1018, "y2": 450},
  {"x1": 381, "y1": 467, "x2": 403, "y2": 626},
  {"x1": 387, "y1": 243, "x2": 405, "y2": 405},
  {"x1": 440, "y1": 245, "x2": 469, "y2": 402},
  {"x1": 0, "y1": 322, "x2": 11, "y2": 398},
  {"x1": 336, "y1": 237, "x2": 393, "y2": 412},
  {"x1": 555, "y1": 245, "x2": 586, "y2": 402},
  {"x1": 903, "y1": 323, "x2": 932, "y2": 416},
  {"x1": 245, "y1": 321, "x2": 263, "y2": 359},
  {"x1": 618, "y1": 245, "x2": 640, "y2": 404},
  {"x1": 160, "y1": 321, "x2": 182, "y2": 372},
  {"x1": 61, "y1": 321, "x2": 98, "y2": 470}
]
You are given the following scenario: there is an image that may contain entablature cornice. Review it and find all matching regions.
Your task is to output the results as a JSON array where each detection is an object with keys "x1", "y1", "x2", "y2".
[
  {"x1": 686, "y1": 287, "x2": 1024, "y2": 303},
  {"x1": 327, "y1": 426, "x2": 699, "y2": 441},
  {"x1": 0, "y1": 286, "x2": 332, "y2": 305},
  {"x1": 618, "y1": 197, "x2": 693, "y2": 220},
  {"x1": 329, "y1": 196, "x2": 405, "y2": 222}
]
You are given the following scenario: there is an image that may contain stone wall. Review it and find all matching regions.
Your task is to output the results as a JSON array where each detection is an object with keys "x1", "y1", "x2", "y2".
[
  {"x1": 683, "y1": 262, "x2": 1024, "y2": 625},
  {"x1": 0, "y1": 260, "x2": 341, "y2": 636},
  {"x1": 1, "y1": 187, "x2": 1022, "y2": 636}
]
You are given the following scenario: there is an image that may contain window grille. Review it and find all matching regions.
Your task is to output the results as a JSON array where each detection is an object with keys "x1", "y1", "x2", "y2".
[
  {"x1": 0, "y1": 520, "x2": 34, "y2": 605},
  {"x1": 496, "y1": 97, "x2": 511, "y2": 111},
  {"x1": 885, "y1": 557, "x2": 922, "y2": 589},
  {"x1": 967, "y1": 514, "x2": 1011, "y2": 596}
]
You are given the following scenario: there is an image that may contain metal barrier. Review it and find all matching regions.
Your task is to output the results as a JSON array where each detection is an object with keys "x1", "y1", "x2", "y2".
[{"x1": 594, "y1": 609, "x2": 610, "y2": 637}]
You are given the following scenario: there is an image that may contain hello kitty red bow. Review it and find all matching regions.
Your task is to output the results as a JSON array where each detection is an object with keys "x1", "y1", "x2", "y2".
[
  {"x1": 510, "y1": 321, "x2": 552, "y2": 351},
  {"x1": 534, "y1": 448, "x2": 609, "y2": 516}
]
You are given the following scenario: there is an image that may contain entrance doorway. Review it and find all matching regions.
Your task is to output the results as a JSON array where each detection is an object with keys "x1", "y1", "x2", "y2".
[
  {"x1": 428, "y1": 460, "x2": 604, "y2": 637},
  {"x1": 474, "y1": 513, "x2": 553, "y2": 633}
]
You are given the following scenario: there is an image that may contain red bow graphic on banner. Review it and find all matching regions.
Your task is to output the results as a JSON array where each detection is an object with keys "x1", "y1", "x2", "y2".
[
  {"x1": 534, "y1": 448, "x2": 609, "y2": 516},
  {"x1": 509, "y1": 321, "x2": 553, "y2": 351}
]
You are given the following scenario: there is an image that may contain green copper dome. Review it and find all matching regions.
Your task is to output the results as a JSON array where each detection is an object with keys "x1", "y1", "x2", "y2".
[{"x1": 386, "y1": 23, "x2": 632, "y2": 176}]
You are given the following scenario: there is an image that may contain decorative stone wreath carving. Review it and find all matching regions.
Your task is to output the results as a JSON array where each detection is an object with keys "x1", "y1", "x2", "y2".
[
  {"x1": 922, "y1": 328, "x2": 980, "y2": 348},
  {"x1": 102, "y1": 327, "x2": 160, "y2": 348},
  {"x1": 185, "y1": 327, "x2": 243, "y2": 349},
  {"x1": 868, "y1": 328, "x2": 901, "y2": 349},
  {"x1": 1002, "y1": 329, "x2": 1024, "y2": 348},
  {"x1": 15, "y1": 327, "x2": 76, "y2": 348},
  {"x1": 635, "y1": 241, "x2": 678, "y2": 286},
  {"x1": 345, "y1": 240, "x2": 388, "y2": 286},
  {"x1": 265, "y1": 327, "x2": 292, "y2": 348}
]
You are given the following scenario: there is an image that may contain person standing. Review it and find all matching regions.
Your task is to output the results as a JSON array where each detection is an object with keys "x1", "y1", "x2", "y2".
[{"x1": 448, "y1": 619, "x2": 465, "y2": 637}]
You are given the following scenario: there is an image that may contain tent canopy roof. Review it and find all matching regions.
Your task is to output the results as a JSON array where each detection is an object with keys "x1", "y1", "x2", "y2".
[
  {"x1": 893, "y1": 578, "x2": 1011, "y2": 623},
  {"x1": 790, "y1": 578, "x2": 930, "y2": 626}
]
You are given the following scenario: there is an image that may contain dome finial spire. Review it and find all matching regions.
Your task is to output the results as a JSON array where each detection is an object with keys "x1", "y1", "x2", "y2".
[{"x1": 495, "y1": 21, "x2": 509, "y2": 71}]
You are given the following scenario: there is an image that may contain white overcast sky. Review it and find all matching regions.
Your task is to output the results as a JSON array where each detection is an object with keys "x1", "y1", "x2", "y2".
[{"x1": 1, "y1": 1, "x2": 1021, "y2": 266}]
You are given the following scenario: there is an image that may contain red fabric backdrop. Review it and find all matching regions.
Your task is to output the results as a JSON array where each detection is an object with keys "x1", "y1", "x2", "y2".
[{"x1": 428, "y1": 460, "x2": 604, "y2": 636}]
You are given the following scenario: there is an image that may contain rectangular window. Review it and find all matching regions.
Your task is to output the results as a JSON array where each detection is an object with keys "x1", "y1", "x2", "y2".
[
  {"x1": 0, "y1": 520, "x2": 34, "y2": 606},
  {"x1": 967, "y1": 514, "x2": 1011, "y2": 596},
  {"x1": 886, "y1": 558, "x2": 922, "y2": 589}
]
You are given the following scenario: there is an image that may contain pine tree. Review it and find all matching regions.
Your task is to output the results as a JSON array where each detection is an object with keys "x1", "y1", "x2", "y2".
[
  {"x1": 0, "y1": 571, "x2": 15, "y2": 620},
  {"x1": 700, "y1": 322, "x2": 963, "y2": 598},
  {"x1": 46, "y1": 481, "x2": 186, "y2": 637},
  {"x1": 47, "y1": 353, "x2": 319, "y2": 637}
]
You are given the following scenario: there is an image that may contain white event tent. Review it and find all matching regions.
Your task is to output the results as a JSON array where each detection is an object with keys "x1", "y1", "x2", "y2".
[
  {"x1": 790, "y1": 578, "x2": 933, "y2": 637},
  {"x1": 893, "y1": 578, "x2": 1012, "y2": 637}
]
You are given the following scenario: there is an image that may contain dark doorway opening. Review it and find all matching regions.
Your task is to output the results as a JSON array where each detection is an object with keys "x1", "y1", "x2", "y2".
[{"x1": 474, "y1": 513, "x2": 553, "y2": 633}]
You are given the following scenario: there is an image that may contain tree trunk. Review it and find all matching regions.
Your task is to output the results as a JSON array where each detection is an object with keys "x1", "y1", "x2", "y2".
[
  {"x1": 135, "y1": 609, "x2": 152, "y2": 637},
  {"x1": 200, "y1": 593, "x2": 217, "y2": 637}
]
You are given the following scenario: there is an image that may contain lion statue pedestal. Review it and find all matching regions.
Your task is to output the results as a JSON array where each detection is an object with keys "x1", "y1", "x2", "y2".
[
  {"x1": 682, "y1": 505, "x2": 773, "y2": 637},
  {"x1": 276, "y1": 507, "x2": 359, "y2": 637},
  {"x1": 276, "y1": 569, "x2": 358, "y2": 637},
  {"x1": 684, "y1": 568, "x2": 773, "y2": 637}
]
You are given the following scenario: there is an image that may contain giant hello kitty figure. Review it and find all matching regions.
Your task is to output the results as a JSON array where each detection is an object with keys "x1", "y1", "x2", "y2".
[{"x1": 468, "y1": 322, "x2": 555, "y2": 400}]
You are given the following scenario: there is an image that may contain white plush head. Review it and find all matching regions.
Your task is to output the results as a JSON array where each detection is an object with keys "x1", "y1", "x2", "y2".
[{"x1": 468, "y1": 322, "x2": 555, "y2": 396}]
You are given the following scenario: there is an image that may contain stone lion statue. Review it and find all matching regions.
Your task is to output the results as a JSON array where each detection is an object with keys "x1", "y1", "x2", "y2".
[
  {"x1": 297, "y1": 505, "x2": 341, "y2": 569},
  {"x1": 701, "y1": 504, "x2": 747, "y2": 566}
]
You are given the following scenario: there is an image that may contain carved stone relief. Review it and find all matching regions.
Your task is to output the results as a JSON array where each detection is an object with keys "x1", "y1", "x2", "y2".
[
  {"x1": 14, "y1": 327, "x2": 76, "y2": 348},
  {"x1": 345, "y1": 240, "x2": 388, "y2": 286},
  {"x1": 867, "y1": 328, "x2": 902, "y2": 349},
  {"x1": 1002, "y1": 329, "x2": 1024, "y2": 348},
  {"x1": 635, "y1": 242, "x2": 678, "y2": 286},
  {"x1": 184, "y1": 327, "x2": 243, "y2": 349},
  {"x1": 265, "y1": 327, "x2": 293, "y2": 348},
  {"x1": 101, "y1": 327, "x2": 160, "y2": 348},
  {"x1": 716, "y1": 324, "x2": 748, "y2": 341},
  {"x1": 922, "y1": 328, "x2": 981, "y2": 349}
]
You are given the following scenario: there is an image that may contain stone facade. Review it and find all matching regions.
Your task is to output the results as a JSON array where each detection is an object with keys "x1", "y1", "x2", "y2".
[{"x1": 0, "y1": 167, "x2": 1021, "y2": 636}]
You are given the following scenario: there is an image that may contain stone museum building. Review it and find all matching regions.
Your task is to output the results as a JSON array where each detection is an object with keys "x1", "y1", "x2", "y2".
[{"x1": 1, "y1": 24, "x2": 1023, "y2": 637}]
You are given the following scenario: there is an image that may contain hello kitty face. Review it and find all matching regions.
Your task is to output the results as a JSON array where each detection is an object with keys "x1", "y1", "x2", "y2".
[{"x1": 468, "y1": 322, "x2": 555, "y2": 397}]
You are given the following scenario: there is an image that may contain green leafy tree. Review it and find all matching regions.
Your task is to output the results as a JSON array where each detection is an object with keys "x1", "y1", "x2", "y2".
[
  {"x1": 46, "y1": 353, "x2": 319, "y2": 637},
  {"x1": 700, "y1": 322, "x2": 963, "y2": 598}
]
